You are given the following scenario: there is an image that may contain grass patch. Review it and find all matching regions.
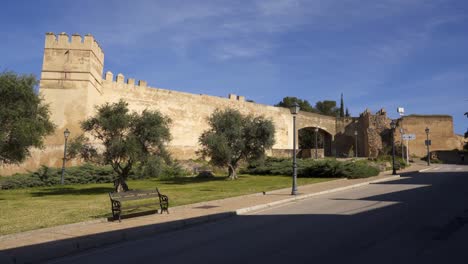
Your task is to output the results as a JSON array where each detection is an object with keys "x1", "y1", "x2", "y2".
[{"x1": 0, "y1": 175, "x2": 333, "y2": 235}]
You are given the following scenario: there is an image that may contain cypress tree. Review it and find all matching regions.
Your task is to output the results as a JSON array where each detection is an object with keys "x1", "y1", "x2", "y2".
[{"x1": 340, "y1": 93, "x2": 345, "y2": 117}]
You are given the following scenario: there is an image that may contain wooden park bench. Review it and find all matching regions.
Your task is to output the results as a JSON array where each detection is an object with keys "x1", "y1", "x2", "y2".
[{"x1": 109, "y1": 188, "x2": 169, "y2": 222}]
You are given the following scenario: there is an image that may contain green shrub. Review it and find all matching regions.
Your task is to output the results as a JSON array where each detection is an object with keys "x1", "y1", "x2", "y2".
[
  {"x1": 299, "y1": 160, "x2": 345, "y2": 178},
  {"x1": 0, "y1": 172, "x2": 45, "y2": 189},
  {"x1": 342, "y1": 161, "x2": 380, "y2": 178},
  {"x1": 196, "y1": 170, "x2": 215, "y2": 178},
  {"x1": 160, "y1": 163, "x2": 190, "y2": 179},
  {"x1": 241, "y1": 157, "x2": 380, "y2": 179},
  {"x1": 0, "y1": 163, "x2": 115, "y2": 189},
  {"x1": 131, "y1": 157, "x2": 164, "y2": 179}
]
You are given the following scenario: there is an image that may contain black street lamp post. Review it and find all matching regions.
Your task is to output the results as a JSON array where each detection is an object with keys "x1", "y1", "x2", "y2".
[
  {"x1": 390, "y1": 120, "x2": 397, "y2": 175},
  {"x1": 290, "y1": 103, "x2": 300, "y2": 195},
  {"x1": 60, "y1": 128, "x2": 71, "y2": 185},
  {"x1": 425, "y1": 127, "x2": 430, "y2": 166},
  {"x1": 354, "y1": 130, "x2": 358, "y2": 158},
  {"x1": 400, "y1": 128, "x2": 404, "y2": 161},
  {"x1": 314, "y1": 127, "x2": 319, "y2": 159}
]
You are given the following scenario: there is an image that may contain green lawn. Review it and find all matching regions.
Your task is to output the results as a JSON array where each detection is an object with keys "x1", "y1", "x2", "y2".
[{"x1": 0, "y1": 175, "x2": 334, "y2": 235}]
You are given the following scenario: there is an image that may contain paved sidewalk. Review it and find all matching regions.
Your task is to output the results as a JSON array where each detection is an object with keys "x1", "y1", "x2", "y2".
[{"x1": 0, "y1": 163, "x2": 428, "y2": 264}]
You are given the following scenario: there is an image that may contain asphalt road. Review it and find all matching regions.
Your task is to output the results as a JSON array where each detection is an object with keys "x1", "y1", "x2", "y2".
[{"x1": 49, "y1": 165, "x2": 468, "y2": 264}]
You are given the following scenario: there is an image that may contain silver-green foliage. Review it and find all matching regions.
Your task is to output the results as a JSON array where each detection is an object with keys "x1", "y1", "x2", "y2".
[
  {"x1": 0, "y1": 71, "x2": 55, "y2": 164},
  {"x1": 199, "y1": 108, "x2": 275, "y2": 179},
  {"x1": 70, "y1": 100, "x2": 171, "y2": 191}
]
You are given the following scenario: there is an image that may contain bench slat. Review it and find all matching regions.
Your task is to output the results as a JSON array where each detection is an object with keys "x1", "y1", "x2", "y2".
[
  {"x1": 112, "y1": 194, "x2": 159, "y2": 201},
  {"x1": 123, "y1": 203, "x2": 158, "y2": 210},
  {"x1": 110, "y1": 191, "x2": 158, "y2": 198}
]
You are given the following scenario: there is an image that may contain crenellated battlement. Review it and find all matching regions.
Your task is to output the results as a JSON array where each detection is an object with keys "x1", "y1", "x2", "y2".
[
  {"x1": 103, "y1": 71, "x2": 249, "y2": 104},
  {"x1": 104, "y1": 71, "x2": 148, "y2": 88},
  {"x1": 44, "y1": 32, "x2": 104, "y2": 64}
]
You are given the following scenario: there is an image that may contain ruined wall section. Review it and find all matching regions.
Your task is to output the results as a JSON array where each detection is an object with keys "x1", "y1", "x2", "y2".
[
  {"x1": 334, "y1": 117, "x2": 359, "y2": 157},
  {"x1": 359, "y1": 109, "x2": 391, "y2": 158}
]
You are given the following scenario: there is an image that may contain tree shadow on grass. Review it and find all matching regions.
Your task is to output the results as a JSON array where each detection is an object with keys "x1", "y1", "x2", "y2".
[
  {"x1": 159, "y1": 176, "x2": 228, "y2": 185},
  {"x1": 31, "y1": 187, "x2": 114, "y2": 197}
]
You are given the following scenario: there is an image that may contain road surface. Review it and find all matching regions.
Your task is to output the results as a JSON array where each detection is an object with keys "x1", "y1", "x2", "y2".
[{"x1": 49, "y1": 165, "x2": 468, "y2": 264}]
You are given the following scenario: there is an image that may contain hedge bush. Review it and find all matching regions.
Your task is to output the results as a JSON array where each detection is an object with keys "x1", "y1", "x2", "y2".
[
  {"x1": 0, "y1": 161, "x2": 190, "y2": 190},
  {"x1": 0, "y1": 164, "x2": 116, "y2": 189},
  {"x1": 241, "y1": 158, "x2": 380, "y2": 179}
]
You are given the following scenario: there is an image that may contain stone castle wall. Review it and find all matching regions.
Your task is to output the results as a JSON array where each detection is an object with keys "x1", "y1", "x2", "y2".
[
  {"x1": 0, "y1": 33, "x2": 336, "y2": 175},
  {"x1": 94, "y1": 72, "x2": 337, "y2": 159}
]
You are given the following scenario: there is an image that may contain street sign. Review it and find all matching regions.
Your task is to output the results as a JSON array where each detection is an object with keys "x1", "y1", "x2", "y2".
[
  {"x1": 402, "y1": 134, "x2": 416, "y2": 141},
  {"x1": 397, "y1": 107, "x2": 405, "y2": 116},
  {"x1": 425, "y1": 140, "x2": 432, "y2": 146}
]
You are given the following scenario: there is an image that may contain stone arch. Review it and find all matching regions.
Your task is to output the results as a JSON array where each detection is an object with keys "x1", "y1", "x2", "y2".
[{"x1": 298, "y1": 127, "x2": 333, "y2": 158}]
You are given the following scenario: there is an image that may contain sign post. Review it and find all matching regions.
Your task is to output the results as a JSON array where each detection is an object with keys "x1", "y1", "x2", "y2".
[
  {"x1": 397, "y1": 107, "x2": 405, "y2": 163},
  {"x1": 402, "y1": 134, "x2": 416, "y2": 164},
  {"x1": 406, "y1": 139, "x2": 409, "y2": 164}
]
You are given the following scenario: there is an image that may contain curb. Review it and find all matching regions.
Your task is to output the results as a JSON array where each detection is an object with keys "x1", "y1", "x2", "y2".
[{"x1": 236, "y1": 175, "x2": 400, "y2": 215}]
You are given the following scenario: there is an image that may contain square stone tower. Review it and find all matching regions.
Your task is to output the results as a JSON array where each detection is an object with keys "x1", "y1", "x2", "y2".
[{"x1": 39, "y1": 32, "x2": 104, "y2": 146}]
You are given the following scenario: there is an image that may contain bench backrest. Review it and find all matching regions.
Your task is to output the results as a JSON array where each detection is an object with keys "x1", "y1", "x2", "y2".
[{"x1": 109, "y1": 189, "x2": 160, "y2": 201}]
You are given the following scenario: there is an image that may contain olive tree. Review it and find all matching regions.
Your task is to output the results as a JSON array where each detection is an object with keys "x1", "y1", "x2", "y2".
[
  {"x1": 0, "y1": 71, "x2": 55, "y2": 164},
  {"x1": 70, "y1": 100, "x2": 171, "y2": 192},
  {"x1": 199, "y1": 109, "x2": 275, "y2": 180},
  {"x1": 275, "y1": 96, "x2": 317, "y2": 113}
]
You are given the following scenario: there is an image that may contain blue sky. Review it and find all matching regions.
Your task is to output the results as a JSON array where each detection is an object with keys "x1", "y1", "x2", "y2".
[{"x1": 1, "y1": 0, "x2": 467, "y2": 134}]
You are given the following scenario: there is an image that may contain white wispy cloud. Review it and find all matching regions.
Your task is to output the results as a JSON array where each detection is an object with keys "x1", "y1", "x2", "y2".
[{"x1": 62, "y1": 0, "x2": 449, "y2": 62}]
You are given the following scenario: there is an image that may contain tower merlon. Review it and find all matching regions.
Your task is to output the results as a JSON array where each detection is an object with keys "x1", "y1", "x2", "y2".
[
  {"x1": 105, "y1": 71, "x2": 113, "y2": 81},
  {"x1": 138, "y1": 80, "x2": 147, "y2": 87},
  {"x1": 116, "y1": 73, "x2": 125, "y2": 83}
]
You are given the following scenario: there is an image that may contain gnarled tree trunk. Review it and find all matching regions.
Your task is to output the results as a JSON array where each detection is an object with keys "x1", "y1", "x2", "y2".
[
  {"x1": 114, "y1": 177, "x2": 129, "y2": 192},
  {"x1": 228, "y1": 164, "x2": 238, "y2": 180}
]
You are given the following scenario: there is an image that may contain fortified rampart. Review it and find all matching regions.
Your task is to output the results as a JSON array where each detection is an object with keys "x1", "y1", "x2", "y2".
[
  {"x1": 0, "y1": 33, "x2": 464, "y2": 175},
  {"x1": 0, "y1": 33, "x2": 338, "y2": 175}
]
